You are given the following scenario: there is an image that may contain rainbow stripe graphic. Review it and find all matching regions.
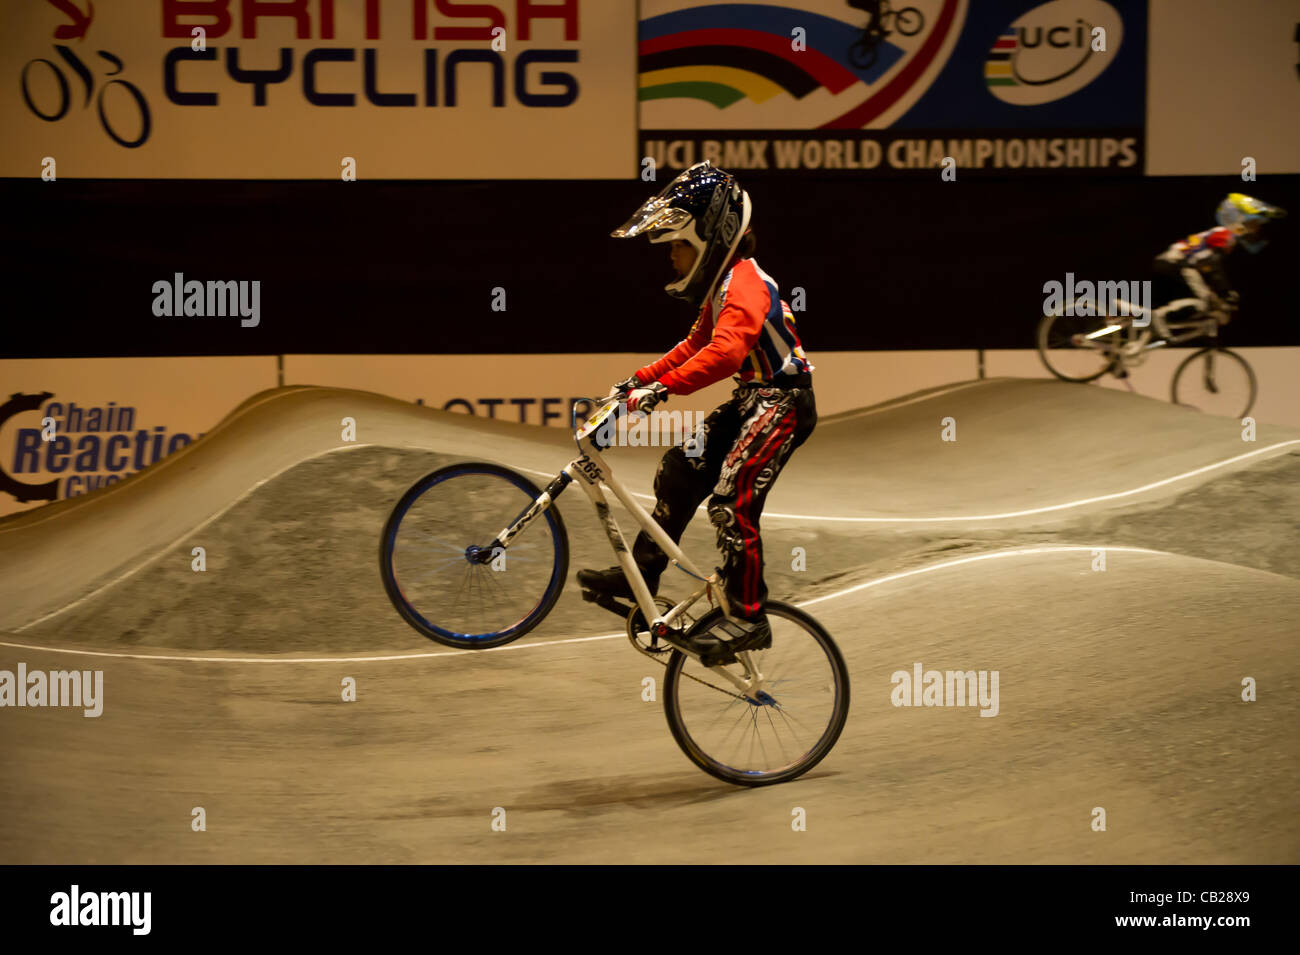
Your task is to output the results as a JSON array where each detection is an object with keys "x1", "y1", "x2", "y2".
[
  {"x1": 985, "y1": 30, "x2": 1018, "y2": 87},
  {"x1": 639, "y1": 4, "x2": 905, "y2": 109}
]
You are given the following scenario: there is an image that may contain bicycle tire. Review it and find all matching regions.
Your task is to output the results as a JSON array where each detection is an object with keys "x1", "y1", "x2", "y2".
[
  {"x1": 379, "y1": 462, "x2": 568, "y2": 649},
  {"x1": 1036, "y1": 311, "x2": 1119, "y2": 383},
  {"x1": 893, "y1": 7, "x2": 925, "y2": 35},
  {"x1": 663, "y1": 601, "x2": 850, "y2": 786},
  {"x1": 97, "y1": 79, "x2": 151, "y2": 148},
  {"x1": 21, "y1": 59, "x2": 69, "y2": 121},
  {"x1": 1170, "y1": 346, "x2": 1257, "y2": 419},
  {"x1": 848, "y1": 36, "x2": 880, "y2": 69}
]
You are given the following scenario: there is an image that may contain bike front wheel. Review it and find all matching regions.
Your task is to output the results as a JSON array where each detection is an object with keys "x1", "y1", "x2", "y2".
[
  {"x1": 380, "y1": 462, "x2": 568, "y2": 649},
  {"x1": 893, "y1": 7, "x2": 925, "y2": 35},
  {"x1": 663, "y1": 601, "x2": 850, "y2": 786},
  {"x1": 1170, "y1": 346, "x2": 1257, "y2": 419}
]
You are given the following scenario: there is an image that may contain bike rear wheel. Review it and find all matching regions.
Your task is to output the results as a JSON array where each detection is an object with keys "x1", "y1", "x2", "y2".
[
  {"x1": 848, "y1": 35, "x2": 881, "y2": 69},
  {"x1": 379, "y1": 462, "x2": 568, "y2": 649},
  {"x1": 1170, "y1": 346, "x2": 1257, "y2": 419},
  {"x1": 1036, "y1": 311, "x2": 1125, "y2": 383},
  {"x1": 663, "y1": 601, "x2": 850, "y2": 786}
]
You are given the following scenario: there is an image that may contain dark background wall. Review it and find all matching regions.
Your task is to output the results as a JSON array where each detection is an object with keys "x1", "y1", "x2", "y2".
[{"x1": 4, "y1": 173, "x2": 1297, "y2": 358}]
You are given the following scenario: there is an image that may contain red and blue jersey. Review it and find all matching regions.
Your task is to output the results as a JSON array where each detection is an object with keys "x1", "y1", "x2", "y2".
[
  {"x1": 1160, "y1": 226, "x2": 1237, "y2": 268},
  {"x1": 1156, "y1": 226, "x2": 1237, "y2": 297},
  {"x1": 636, "y1": 258, "x2": 813, "y2": 396}
]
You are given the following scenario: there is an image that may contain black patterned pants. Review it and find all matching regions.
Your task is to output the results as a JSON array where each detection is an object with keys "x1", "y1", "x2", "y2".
[{"x1": 631, "y1": 382, "x2": 817, "y2": 620}]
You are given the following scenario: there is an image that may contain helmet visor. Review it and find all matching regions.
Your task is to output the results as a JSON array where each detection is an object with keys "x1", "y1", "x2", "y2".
[{"x1": 611, "y1": 204, "x2": 692, "y2": 239}]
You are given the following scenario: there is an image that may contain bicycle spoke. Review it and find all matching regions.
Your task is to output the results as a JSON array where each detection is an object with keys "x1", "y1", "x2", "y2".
[
  {"x1": 383, "y1": 466, "x2": 565, "y2": 643},
  {"x1": 1172, "y1": 348, "x2": 1255, "y2": 418},
  {"x1": 668, "y1": 609, "x2": 847, "y2": 782}
]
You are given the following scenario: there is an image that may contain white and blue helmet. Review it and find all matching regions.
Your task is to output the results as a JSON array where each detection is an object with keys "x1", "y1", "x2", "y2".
[
  {"x1": 612, "y1": 161, "x2": 752, "y2": 305},
  {"x1": 1216, "y1": 193, "x2": 1287, "y2": 253}
]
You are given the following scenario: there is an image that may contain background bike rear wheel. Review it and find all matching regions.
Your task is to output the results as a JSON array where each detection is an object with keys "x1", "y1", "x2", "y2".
[
  {"x1": 380, "y1": 462, "x2": 568, "y2": 649},
  {"x1": 1036, "y1": 312, "x2": 1120, "y2": 382},
  {"x1": 663, "y1": 601, "x2": 850, "y2": 786},
  {"x1": 1171, "y1": 346, "x2": 1257, "y2": 419},
  {"x1": 849, "y1": 36, "x2": 880, "y2": 69}
]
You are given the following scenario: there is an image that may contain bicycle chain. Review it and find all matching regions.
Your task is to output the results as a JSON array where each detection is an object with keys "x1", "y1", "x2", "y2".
[{"x1": 626, "y1": 630, "x2": 751, "y2": 703}]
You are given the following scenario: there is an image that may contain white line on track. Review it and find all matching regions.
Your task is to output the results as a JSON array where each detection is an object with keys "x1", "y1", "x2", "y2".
[
  {"x1": 0, "y1": 544, "x2": 1171, "y2": 664},
  {"x1": 817, "y1": 379, "x2": 995, "y2": 425},
  {"x1": 522, "y1": 440, "x2": 1300, "y2": 521}
]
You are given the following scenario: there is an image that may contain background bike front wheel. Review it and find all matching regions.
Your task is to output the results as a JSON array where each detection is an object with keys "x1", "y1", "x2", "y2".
[
  {"x1": 893, "y1": 7, "x2": 925, "y2": 35},
  {"x1": 379, "y1": 462, "x2": 568, "y2": 649},
  {"x1": 1171, "y1": 346, "x2": 1257, "y2": 419},
  {"x1": 663, "y1": 601, "x2": 850, "y2": 786}
]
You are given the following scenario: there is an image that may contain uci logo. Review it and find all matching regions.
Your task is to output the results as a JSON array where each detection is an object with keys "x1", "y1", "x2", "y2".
[{"x1": 985, "y1": 0, "x2": 1123, "y2": 106}]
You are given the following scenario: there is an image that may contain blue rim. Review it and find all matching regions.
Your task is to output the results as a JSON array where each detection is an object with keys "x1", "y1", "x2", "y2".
[{"x1": 383, "y1": 465, "x2": 565, "y2": 643}]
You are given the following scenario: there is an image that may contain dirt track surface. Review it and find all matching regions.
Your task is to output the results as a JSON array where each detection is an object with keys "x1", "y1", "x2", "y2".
[{"x1": 1, "y1": 379, "x2": 1297, "y2": 863}]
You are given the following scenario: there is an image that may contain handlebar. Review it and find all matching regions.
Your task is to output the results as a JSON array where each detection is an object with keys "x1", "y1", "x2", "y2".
[{"x1": 572, "y1": 395, "x2": 624, "y2": 442}]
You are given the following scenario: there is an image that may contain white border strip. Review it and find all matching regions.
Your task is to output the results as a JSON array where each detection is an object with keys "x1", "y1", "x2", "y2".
[{"x1": 0, "y1": 544, "x2": 1175, "y2": 664}]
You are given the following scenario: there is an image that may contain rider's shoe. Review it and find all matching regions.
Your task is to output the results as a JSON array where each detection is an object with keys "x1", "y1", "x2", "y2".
[
  {"x1": 577, "y1": 565, "x2": 660, "y2": 600},
  {"x1": 688, "y1": 615, "x2": 773, "y2": 667}
]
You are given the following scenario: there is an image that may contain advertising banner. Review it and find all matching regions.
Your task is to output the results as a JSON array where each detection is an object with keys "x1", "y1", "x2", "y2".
[
  {"x1": 282, "y1": 350, "x2": 981, "y2": 432},
  {"x1": 1, "y1": 0, "x2": 637, "y2": 179},
  {"x1": 1146, "y1": 0, "x2": 1300, "y2": 176},
  {"x1": 638, "y1": 0, "x2": 1148, "y2": 175},
  {"x1": 0, "y1": 357, "x2": 275, "y2": 517},
  {"x1": 0, "y1": 350, "x2": 981, "y2": 515}
]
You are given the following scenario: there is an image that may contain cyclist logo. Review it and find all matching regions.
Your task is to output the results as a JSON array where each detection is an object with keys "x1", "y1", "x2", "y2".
[
  {"x1": 847, "y1": 0, "x2": 926, "y2": 70},
  {"x1": 637, "y1": 2, "x2": 963, "y2": 131},
  {"x1": 20, "y1": 0, "x2": 152, "y2": 148}
]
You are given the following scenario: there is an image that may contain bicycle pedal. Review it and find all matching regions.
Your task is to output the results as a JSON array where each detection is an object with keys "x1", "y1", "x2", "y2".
[{"x1": 583, "y1": 589, "x2": 634, "y2": 618}]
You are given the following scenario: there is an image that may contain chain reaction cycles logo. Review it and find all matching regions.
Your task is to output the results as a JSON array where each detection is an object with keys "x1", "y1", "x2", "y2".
[{"x1": 0, "y1": 392, "x2": 203, "y2": 506}]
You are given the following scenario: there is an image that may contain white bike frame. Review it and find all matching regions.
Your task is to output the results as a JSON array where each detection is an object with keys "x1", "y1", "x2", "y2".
[
  {"x1": 488, "y1": 398, "x2": 768, "y2": 694},
  {"x1": 1077, "y1": 296, "x2": 1221, "y2": 360}
]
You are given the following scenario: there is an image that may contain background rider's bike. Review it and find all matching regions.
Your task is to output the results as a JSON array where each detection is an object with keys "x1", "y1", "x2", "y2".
[
  {"x1": 379, "y1": 396, "x2": 851, "y2": 786},
  {"x1": 1037, "y1": 296, "x2": 1257, "y2": 419},
  {"x1": 848, "y1": 2, "x2": 925, "y2": 69},
  {"x1": 21, "y1": 44, "x2": 151, "y2": 148}
]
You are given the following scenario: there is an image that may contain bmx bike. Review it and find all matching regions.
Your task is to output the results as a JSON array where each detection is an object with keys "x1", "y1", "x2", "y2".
[
  {"x1": 849, "y1": 1, "x2": 925, "y2": 69},
  {"x1": 1036, "y1": 296, "x2": 1258, "y2": 419},
  {"x1": 379, "y1": 395, "x2": 851, "y2": 786}
]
